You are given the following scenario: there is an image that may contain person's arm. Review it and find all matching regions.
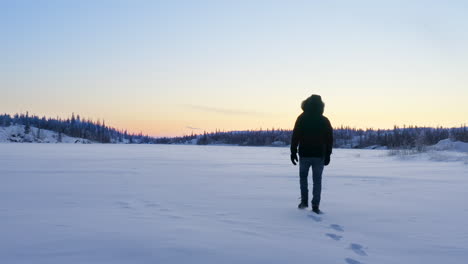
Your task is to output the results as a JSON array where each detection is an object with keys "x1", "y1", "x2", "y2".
[
  {"x1": 290, "y1": 115, "x2": 302, "y2": 165},
  {"x1": 324, "y1": 117, "x2": 333, "y2": 166},
  {"x1": 290, "y1": 115, "x2": 302, "y2": 154},
  {"x1": 325, "y1": 117, "x2": 333, "y2": 156}
]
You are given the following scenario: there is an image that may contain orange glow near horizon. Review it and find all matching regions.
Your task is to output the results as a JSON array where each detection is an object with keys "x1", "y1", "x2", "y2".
[{"x1": 3, "y1": 87, "x2": 467, "y2": 138}]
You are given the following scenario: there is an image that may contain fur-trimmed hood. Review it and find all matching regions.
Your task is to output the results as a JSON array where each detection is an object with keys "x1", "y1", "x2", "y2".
[{"x1": 301, "y1": 94, "x2": 324, "y2": 115}]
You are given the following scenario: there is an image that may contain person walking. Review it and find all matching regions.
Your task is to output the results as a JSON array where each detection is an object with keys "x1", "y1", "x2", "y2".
[{"x1": 290, "y1": 94, "x2": 333, "y2": 214}]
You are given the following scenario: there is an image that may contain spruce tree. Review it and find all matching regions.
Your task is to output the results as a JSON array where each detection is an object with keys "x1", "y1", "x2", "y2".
[{"x1": 24, "y1": 122, "x2": 31, "y2": 134}]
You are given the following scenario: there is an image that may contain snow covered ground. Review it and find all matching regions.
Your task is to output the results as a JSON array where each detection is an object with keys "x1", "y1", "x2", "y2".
[{"x1": 1, "y1": 144, "x2": 467, "y2": 264}]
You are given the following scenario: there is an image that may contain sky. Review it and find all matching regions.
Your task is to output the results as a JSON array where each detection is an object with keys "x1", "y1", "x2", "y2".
[{"x1": 1, "y1": 0, "x2": 468, "y2": 137}]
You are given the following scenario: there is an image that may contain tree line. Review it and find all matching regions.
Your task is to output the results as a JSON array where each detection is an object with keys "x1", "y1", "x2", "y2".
[
  {"x1": 1, "y1": 112, "x2": 466, "y2": 148},
  {"x1": 156, "y1": 125, "x2": 468, "y2": 149}
]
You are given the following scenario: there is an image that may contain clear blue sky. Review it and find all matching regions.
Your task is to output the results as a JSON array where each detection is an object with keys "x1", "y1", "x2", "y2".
[{"x1": 2, "y1": 0, "x2": 467, "y2": 136}]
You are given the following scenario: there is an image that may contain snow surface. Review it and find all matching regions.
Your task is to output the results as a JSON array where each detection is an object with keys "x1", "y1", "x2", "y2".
[{"x1": 1, "y1": 144, "x2": 467, "y2": 264}]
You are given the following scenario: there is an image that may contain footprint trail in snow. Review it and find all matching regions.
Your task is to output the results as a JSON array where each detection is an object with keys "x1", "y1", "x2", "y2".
[{"x1": 307, "y1": 212, "x2": 368, "y2": 264}]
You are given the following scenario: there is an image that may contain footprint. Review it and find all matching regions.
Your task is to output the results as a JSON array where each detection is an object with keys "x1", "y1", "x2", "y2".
[
  {"x1": 330, "y1": 224, "x2": 344, "y2": 232},
  {"x1": 220, "y1": 219, "x2": 239, "y2": 225},
  {"x1": 116, "y1": 201, "x2": 133, "y2": 209},
  {"x1": 143, "y1": 201, "x2": 160, "y2": 208},
  {"x1": 215, "y1": 212, "x2": 229, "y2": 216},
  {"x1": 233, "y1": 229, "x2": 262, "y2": 237},
  {"x1": 308, "y1": 214, "x2": 322, "y2": 222},
  {"x1": 166, "y1": 214, "x2": 184, "y2": 220},
  {"x1": 349, "y1": 243, "x2": 367, "y2": 256},
  {"x1": 345, "y1": 258, "x2": 363, "y2": 264},
  {"x1": 220, "y1": 219, "x2": 259, "y2": 226},
  {"x1": 325, "y1": 233, "x2": 343, "y2": 241}
]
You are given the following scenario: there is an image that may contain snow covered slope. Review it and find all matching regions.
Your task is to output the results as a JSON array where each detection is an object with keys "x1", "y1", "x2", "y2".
[
  {"x1": 0, "y1": 125, "x2": 91, "y2": 143},
  {"x1": 430, "y1": 138, "x2": 468, "y2": 153},
  {"x1": 0, "y1": 144, "x2": 467, "y2": 264}
]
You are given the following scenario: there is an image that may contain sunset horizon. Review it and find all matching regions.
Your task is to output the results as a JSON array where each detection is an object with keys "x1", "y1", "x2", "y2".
[{"x1": 2, "y1": 109, "x2": 467, "y2": 138}]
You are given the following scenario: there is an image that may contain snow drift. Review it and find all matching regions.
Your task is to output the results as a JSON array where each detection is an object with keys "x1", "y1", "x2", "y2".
[{"x1": 430, "y1": 138, "x2": 468, "y2": 153}]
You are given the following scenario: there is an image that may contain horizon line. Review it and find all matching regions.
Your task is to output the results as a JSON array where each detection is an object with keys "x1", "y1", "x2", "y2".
[{"x1": 2, "y1": 111, "x2": 467, "y2": 138}]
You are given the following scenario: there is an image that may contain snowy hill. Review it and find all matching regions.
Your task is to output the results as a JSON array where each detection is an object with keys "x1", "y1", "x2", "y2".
[
  {"x1": 430, "y1": 138, "x2": 468, "y2": 153},
  {"x1": 0, "y1": 125, "x2": 92, "y2": 143}
]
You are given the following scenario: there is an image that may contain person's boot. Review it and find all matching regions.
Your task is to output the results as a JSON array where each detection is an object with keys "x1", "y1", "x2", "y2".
[
  {"x1": 298, "y1": 201, "x2": 308, "y2": 209},
  {"x1": 312, "y1": 205, "x2": 321, "y2": 214}
]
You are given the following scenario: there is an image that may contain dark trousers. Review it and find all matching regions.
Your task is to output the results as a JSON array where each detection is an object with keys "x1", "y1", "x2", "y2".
[{"x1": 299, "y1": 157, "x2": 324, "y2": 206}]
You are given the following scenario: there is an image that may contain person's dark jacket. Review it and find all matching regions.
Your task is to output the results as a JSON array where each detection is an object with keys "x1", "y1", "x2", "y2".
[{"x1": 290, "y1": 95, "x2": 333, "y2": 159}]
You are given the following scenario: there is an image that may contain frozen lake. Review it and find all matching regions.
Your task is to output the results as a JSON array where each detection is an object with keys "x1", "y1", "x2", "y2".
[{"x1": 1, "y1": 144, "x2": 467, "y2": 264}]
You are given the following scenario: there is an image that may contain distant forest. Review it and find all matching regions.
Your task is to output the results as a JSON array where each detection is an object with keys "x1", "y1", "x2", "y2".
[
  {"x1": 1, "y1": 113, "x2": 467, "y2": 148},
  {"x1": 0, "y1": 112, "x2": 153, "y2": 143},
  {"x1": 157, "y1": 125, "x2": 468, "y2": 149}
]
